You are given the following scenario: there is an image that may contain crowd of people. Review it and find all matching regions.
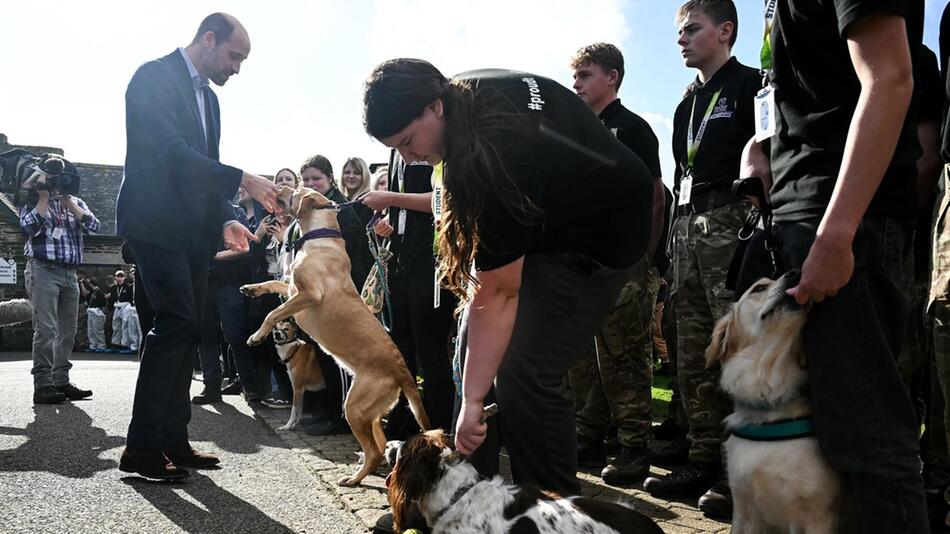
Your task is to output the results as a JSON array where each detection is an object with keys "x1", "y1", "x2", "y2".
[{"x1": 14, "y1": 0, "x2": 950, "y2": 531}]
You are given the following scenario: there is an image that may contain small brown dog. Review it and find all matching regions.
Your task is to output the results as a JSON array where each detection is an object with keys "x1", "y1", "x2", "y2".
[
  {"x1": 241, "y1": 186, "x2": 430, "y2": 486},
  {"x1": 270, "y1": 319, "x2": 326, "y2": 431},
  {"x1": 705, "y1": 271, "x2": 840, "y2": 533}
]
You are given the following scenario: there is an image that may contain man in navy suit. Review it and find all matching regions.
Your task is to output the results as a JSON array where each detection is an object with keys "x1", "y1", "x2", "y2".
[{"x1": 117, "y1": 12, "x2": 279, "y2": 480}]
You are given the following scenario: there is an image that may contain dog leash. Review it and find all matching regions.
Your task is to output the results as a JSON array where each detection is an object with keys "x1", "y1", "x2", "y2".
[{"x1": 364, "y1": 211, "x2": 394, "y2": 331}]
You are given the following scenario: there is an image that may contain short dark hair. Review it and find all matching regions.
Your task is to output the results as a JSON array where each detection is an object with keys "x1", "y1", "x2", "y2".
[
  {"x1": 570, "y1": 43, "x2": 625, "y2": 90},
  {"x1": 676, "y1": 0, "x2": 739, "y2": 48},
  {"x1": 192, "y1": 13, "x2": 235, "y2": 45},
  {"x1": 300, "y1": 155, "x2": 333, "y2": 179}
]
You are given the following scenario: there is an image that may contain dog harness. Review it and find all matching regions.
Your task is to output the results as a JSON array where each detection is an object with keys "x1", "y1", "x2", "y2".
[
  {"x1": 293, "y1": 228, "x2": 343, "y2": 251},
  {"x1": 731, "y1": 416, "x2": 815, "y2": 441}
]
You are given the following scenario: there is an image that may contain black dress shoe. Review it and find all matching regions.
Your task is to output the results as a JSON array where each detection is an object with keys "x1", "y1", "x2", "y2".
[
  {"x1": 601, "y1": 446, "x2": 651, "y2": 486},
  {"x1": 221, "y1": 380, "x2": 243, "y2": 395},
  {"x1": 192, "y1": 385, "x2": 222, "y2": 405},
  {"x1": 119, "y1": 447, "x2": 190, "y2": 480},
  {"x1": 34, "y1": 387, "x2": 67, "y2": 405},
  {"x1": 643, "y1": 461, "x2": 721, "y2": 498},
  {"x1": 698, "y1": 476, "x2": 733, "y2": 519},
  {"x1": 56, "y1": 383, "x2": 93, "y2": 400},
  {"x1": 164, "y1": 446, "x2": 220, "y2": 469}
]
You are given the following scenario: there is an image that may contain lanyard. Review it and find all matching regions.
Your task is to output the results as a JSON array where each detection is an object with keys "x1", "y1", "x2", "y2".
[
  {"x1": 686, "y1": 88, "x2": 721, "y2": 171},
  {"x1": 761, "y1": 0, "x2": 777, "y2": 71}
]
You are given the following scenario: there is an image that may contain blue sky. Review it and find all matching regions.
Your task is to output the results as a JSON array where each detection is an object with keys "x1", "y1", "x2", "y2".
[{"x1": 1, "y1": 0, "x2": 945, "y2": 189}]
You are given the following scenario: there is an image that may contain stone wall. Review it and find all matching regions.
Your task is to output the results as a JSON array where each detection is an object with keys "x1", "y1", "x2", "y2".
[{"x1": 0, "y1": 134, "x2": 128, "y2": 349}]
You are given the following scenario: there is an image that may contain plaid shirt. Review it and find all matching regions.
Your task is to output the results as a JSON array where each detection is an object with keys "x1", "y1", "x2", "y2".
[{"x1": 19, "y1": 196, "x2": 100, "y2": 265}]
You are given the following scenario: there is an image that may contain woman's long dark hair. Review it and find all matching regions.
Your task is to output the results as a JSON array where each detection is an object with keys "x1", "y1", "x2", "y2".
[{"x1": 363, "y1": 59, "x2": 540, "y2": 301}]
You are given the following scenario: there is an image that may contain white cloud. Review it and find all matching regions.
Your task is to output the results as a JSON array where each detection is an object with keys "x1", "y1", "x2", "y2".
[{"x1": 639, "y1": 112, "x2": 676, "y2": 189}]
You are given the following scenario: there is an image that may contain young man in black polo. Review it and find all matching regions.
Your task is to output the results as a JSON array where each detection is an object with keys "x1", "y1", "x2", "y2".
[
  {"x1": 740, "y1": 0, "x2": 929, "y2": 530},
  {"x1": 568, "y1": 42, "x2": 665, "y2": 486},
  {"x1": 642, "y1": 0, "x2": 760, "y2": 519}
]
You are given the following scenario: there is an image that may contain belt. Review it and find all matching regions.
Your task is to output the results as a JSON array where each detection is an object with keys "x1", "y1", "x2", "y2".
[
  {"x1": 677, "y1": 187, "x2": 741, "y2": 217},
  {"x1": 30, "y1": 257, "x2": 77, "y2": 269}
]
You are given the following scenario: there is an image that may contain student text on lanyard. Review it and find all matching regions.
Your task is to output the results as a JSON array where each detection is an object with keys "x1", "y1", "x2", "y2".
[
  {"x1": 754, "y1": 0, "x2": 779, "y2": 142},
  {"x1": 431, "y1": 162, "x2": 444, "y2": 309},
  {"x1": 679, "y1": 87, "x2": 722, "y2": 207}
]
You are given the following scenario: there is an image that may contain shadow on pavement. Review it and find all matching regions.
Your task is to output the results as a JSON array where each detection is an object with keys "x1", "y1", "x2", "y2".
[
  {"x1": 189, "y1": 401, "x2": 276, "y2": 455},
  {"x1": 123, "y1": 472, "x2": 293, "y2": 533},
  {"x1": 0, "y1": 403, "x2": 125, "y2": 478}
]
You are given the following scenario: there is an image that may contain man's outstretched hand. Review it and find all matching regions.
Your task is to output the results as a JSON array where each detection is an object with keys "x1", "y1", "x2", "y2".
[
  {"x1": 241, "y1": 172, "x2": 279, "y2": 214},
  {"x1": 222, "y1": 221, "x2": 258, "y2": 253}
]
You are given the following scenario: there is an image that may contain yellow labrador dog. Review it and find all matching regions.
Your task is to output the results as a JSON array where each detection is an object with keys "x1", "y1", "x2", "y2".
[
  {"x1": 241, "y1": 186, "x2": 430, "y2": 486},
  {"x1": 705, "y1": 271, "x2": 840, "y2": 534}
]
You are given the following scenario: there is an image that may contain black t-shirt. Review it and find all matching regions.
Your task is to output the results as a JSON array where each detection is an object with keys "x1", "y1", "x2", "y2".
[
  {"x1": 107, "y1": 282, "x2": 134, "y2": 306},
  {"x1": 600, "y1": 99, "x2": 662, "y2": 180},
  {"x1": 387, "y1": 157, "x2": 438, "y2": 275},
  {"x1": 770, "y1": 0, "x2": 921, "y2": 222},
  {"x1": 452, "y1": 69, "x2": 654, "y2": 272},
  {"x1": 671, "y1": 57, "x2": 761, "y2": 194}
]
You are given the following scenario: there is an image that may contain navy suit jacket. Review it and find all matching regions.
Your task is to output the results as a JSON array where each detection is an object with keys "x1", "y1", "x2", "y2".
[{"x1": 117, "y1": 50, "x2": 243, "y2": 252}]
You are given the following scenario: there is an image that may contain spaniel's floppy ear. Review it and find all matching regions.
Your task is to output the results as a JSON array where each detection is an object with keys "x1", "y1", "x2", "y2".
[{"x1": 705, "y1": 309, "x2": 736, "y2": 369}]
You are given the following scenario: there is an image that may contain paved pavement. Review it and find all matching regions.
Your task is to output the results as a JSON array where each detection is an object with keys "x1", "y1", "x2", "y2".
[
  {"x1": 0, "y1": 352, "x2": 364, "y2": 534},
  {"x1": 0, "y1": 351, "x2": 731, "y2": 533}
]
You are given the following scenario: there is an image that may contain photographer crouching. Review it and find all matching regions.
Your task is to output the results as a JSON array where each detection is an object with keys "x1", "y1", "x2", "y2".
[{"x1": 19, "y1": 164, "x2": 100, "y2": 404}]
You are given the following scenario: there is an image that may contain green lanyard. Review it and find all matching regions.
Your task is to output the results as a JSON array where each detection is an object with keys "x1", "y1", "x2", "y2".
[
  {"x1": 686, "y1": 88, "x2": 722, "y2": 171},
  {"x1": 761, "y1": 0, "x2": 777, "y2": 71}
]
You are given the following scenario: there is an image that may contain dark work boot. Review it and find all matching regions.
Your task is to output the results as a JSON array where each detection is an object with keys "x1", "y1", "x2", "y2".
[
  {"x1": 601, "y1": 446, "x2": 650, "y2": 486},
  {"x1": 192, "y1": 384, "x2": 222, "y2": 405},
  {"x1": 698, "y1": 475, "x2": 733, "y2": 519},
  {"x1": 576, "y1": 439, "x2": 607, "y2": 468},
  {"x1": 643, "y1": 461, "x2": 721, "y2": 498},
  {"x1": 648, "y1": 437, "x2": 690, "y2": 467}
]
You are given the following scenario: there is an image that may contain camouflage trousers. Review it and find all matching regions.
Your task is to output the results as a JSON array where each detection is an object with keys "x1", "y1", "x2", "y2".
[
  {"x1": 571, "y1": 255, "x2": 659, "y2": 450},
  {"x1": 671, "y1": 201, "x2": 749, "y2": 464}
]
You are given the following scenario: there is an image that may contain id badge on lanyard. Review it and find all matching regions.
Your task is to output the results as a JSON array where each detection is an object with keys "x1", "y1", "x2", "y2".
[
  {"x1": 396, "y1": 162, "x2": 407, "y2": 235},
  {"x1": 755, "y1": 0, "x2": 778, "y2": 142},
  {"x1": 680, "y1": 88, "x2": 720, "y2": 206}
]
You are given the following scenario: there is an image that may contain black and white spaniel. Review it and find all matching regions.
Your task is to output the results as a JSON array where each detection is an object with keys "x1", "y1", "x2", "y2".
[{"x1": 384, "y1": 430, "x2": 663, "y2": 534}]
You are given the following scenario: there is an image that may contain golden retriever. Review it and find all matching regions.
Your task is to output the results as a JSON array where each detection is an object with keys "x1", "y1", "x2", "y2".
[
  {"x1": 241, "y1": 186, "x2": 430, "y2": 486},
  {"x1": 705, "y1": 271, "x2": 840, "y2": 533}
]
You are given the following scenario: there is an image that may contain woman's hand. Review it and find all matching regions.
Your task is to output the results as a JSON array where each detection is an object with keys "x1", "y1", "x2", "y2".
[
  {"x1": 454, "y1": 397, "x2": 487, "y2": 454},
  {"x1": 361, "y1": 190, "x2": 393, "y2": 212},
  {"x1": 373, "y1": 218, "x2": 394, "y2": 238}
]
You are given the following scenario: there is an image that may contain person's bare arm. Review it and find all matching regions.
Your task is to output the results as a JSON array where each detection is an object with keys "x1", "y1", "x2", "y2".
[
  {"x1": 789, "y1": 12, "x2": 914, "y2": 304},
  {"x1": 455, "y1": 257, "x2": 523, "y2": 454},
  {"x1": 361, "y1": 190, "x2": 432, "y2": 213}
]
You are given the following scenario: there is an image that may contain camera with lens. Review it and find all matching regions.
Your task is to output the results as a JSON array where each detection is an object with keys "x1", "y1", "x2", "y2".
[{"x1": 0, "y1": 149, "x2": 82, "y2": 204}]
